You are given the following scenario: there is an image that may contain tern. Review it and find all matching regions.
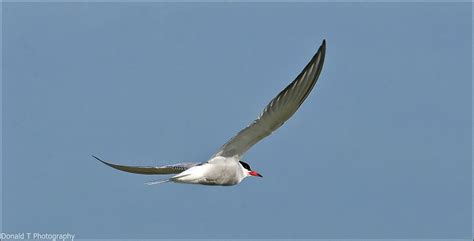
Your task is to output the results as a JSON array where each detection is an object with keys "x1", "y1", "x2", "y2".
[{"x1": 94, "y1": 40, "x2": 326, "y2": 186}]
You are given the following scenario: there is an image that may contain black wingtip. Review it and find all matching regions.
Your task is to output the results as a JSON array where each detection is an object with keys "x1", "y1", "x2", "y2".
[
  {"x1": 93, "y1": 155, "x2": 122, "y2": 171},
  {"x1": 92, "y1": 155, "x2": 108, "y2": 165}
]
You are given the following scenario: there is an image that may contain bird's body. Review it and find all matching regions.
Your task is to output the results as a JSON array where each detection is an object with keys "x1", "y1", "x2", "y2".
[
  {"x1": 95, "y1": 40, "x2": 326, "y2": 186},
  {"x1": 172, "y1": 157, "x2": 245, "y2": 186}
]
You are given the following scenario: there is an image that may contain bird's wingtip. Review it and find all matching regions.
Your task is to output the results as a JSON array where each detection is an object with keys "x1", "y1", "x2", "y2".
[{"x1": 92, "y1": 155, "x2": 107, "y2": 164}]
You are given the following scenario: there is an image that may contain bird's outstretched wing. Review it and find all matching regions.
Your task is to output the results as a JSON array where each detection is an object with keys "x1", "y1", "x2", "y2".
[
  {"x1": 93, "y1": 155, "x2": 198, "y2": 175},
  {"x1": 212, "y1": 40, "x2": 326, "y2": 159}
]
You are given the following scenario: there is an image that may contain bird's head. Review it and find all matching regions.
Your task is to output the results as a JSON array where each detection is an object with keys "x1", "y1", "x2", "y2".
[{"x1": 239, "y1": 161, "x2": 263, "y2": 178}]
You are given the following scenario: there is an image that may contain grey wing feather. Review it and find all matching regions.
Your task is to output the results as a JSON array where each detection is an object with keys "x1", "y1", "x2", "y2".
[
  {"x1": 212, "y1": 40, "x2": 326, "y2": 158},
  {"x1": 93, "y1": 155, "x2": 198, "y2": 175}
]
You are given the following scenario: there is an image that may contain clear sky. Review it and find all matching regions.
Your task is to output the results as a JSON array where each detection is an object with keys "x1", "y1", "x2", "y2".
[{"x1": 2, "y1": 2, "x2": 472, "y2": 240}]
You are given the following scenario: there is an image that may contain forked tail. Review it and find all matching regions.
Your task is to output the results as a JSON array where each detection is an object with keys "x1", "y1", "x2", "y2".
[
  {"x1": 145, "y1": 178, "x2": 172, "y2": 185},
  {"x1": 144, "y1": 173, "x2": 192, "y2": 185}
]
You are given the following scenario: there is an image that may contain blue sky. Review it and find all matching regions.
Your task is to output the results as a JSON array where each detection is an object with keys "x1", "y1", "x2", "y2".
[{"x1": 2, "y1": 2, "x2": 472, "y2": 240}]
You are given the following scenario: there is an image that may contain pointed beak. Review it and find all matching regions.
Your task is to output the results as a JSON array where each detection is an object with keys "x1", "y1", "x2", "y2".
[{"x1": 249, "y1": 171, "x2": 263, "y2": 177}]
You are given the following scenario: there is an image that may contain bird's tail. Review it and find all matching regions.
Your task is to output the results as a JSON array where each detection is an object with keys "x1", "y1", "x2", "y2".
[
  {"x1": 145, "y1": 173, "x2": 191, "y2": 185},
  {"x1": 145, "y1": 178, "x2": 172, "y2": 185}
]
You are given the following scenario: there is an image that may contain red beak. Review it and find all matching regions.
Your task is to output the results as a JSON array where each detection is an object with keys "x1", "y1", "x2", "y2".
[{"x1": 249, "y1": 171, "x2": 263, "y2": 177}]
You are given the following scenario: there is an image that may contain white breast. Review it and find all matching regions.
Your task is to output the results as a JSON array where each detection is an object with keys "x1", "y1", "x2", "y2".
[{"x1": 170, "y1": 157, "x2": 246, "y2": 186}]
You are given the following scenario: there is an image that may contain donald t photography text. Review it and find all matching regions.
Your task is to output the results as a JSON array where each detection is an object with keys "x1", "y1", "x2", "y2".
[{"x1": 0, "y1": 232, "x2": 75, "y2": 241}]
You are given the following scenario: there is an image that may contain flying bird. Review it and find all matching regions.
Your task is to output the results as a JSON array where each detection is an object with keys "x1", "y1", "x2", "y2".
[{"x1": 94, "y1": 40, "x2": 326, "y2": 186}]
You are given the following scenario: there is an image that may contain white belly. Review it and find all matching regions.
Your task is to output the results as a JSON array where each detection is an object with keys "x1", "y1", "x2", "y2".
[{"x1": 170, "y1": 161, "x2": 244, "y2": 186}]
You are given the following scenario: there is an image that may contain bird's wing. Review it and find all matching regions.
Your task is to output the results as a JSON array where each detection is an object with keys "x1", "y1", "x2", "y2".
[
  {"x1": 212, "y1": 40, "x2": 326, "y2": 159},
  {"x1": 93, "y1": 155, "x2": 198, "y2": 175}
]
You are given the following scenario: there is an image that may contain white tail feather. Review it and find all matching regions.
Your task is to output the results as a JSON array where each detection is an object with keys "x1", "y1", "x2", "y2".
[{"x1": 145, "y1": 179, "x2": 171, "y2": 185}]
